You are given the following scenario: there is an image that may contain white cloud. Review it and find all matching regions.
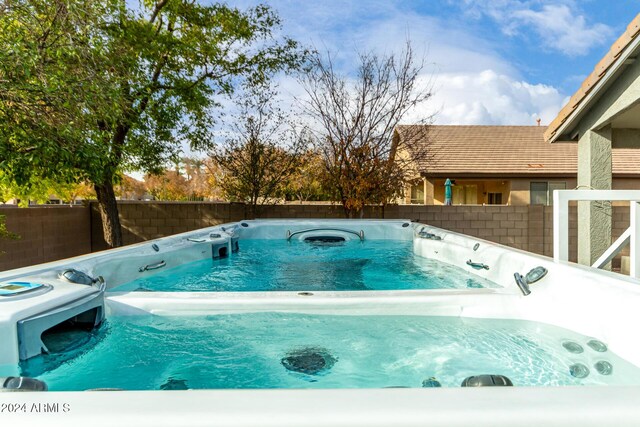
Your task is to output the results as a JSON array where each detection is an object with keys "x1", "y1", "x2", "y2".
[
  {"x1": 458, "y1": 0, "x2": 613, "y2": 56},
  {"x1": 222, "y1": 1, "x2": 574, "y2": 129},
  {"x1": 512, "y1": 4, "x2": 613, "y2": 56},
  {"x1": 406, "y1": 70, "x2": 569, "y2": 125}
]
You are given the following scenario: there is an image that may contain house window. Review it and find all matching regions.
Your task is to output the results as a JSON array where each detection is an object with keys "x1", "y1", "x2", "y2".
[
  {"x1": 487, "y1": 192, "x2": 503, "y2": 204},
  {"x1": 410, "y1": 184, "x2": 424, "y2": 204},
  {"x1": 548, "y1": 182, "x2": 566, "y2": 205},
  {"x1": 464, "y1": 185, "x2": 477, "y2": 204},
  {"x1": 530, "y1": 182, "x2": 548, "y2": 205},
  {"x1": 530, "y1": 182, "x2": 566, "y2": 205}
]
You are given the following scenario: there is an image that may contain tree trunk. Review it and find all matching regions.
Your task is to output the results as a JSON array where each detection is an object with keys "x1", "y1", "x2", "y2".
[
  {"x1": 95, "y1": 181, "x2": 123, "y2": 248},
  {"x1": 341, "y1": 198, "x2": 351, "y2": 218}
]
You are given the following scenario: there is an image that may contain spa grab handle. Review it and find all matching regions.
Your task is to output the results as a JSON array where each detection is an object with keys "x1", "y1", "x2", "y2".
[
  {"x1": 417, "y1": 227, "x2": 442, "y2": 240},
  {"x1": 418, "y1": 231, "x2": 442, "y2": 240},
  {"x1": 466, "y1": 260, "x2": 490, "y2": 270},
  {"x1": 139, "y1": 261, "x2": 166, "y2": 272},
  {"x1": 514, "y1": 273, "x2": 531, "y2": 296}
]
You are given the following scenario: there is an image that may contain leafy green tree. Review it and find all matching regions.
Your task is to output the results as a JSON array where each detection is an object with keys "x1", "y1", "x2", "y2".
[
  {"x1": 0, "y1": 215, "x2": 17, "y2": 240},
  {"x1": 0, "y1": 0, "x2": 304, "y2": 247},
  {"x1": 0, "y1": 171, "x2": 91, "y2": 206},
  {"x1": 0, "y1": 211, "x2": 20, "y2": 256}
]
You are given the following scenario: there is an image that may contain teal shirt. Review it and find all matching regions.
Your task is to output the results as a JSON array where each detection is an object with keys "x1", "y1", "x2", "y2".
[{"x1": 444, "y1": 178, "x2": 452, "y2": 199}]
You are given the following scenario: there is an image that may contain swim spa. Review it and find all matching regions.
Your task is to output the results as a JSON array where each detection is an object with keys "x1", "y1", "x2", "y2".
[
  {"x1": 2, "y1": 219, "x2": 640, "y2": 426},
  {"x1": 112, "y1": 238, "x2": 498, "y2": 292}
]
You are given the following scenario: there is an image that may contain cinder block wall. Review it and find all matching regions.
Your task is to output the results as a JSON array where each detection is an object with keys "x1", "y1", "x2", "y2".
[
  {"x1": 92, "y1": 203, "x2": 571, "y2": 257},
  {"x1": 1, "y1": 202, "x2": 631, "y2": 271},
  {"x1": 255, "y1": 204, "x2": 386, "y2": 219},
  {"x1": 0, "y1": 206, "x2": 91, "y2": 271},
  {"x1": 89, "y1": 201, "x2": 246, "y2": 251},
  {"x1": 396, "y1": 205, "x2": 532, "y2": 251}
]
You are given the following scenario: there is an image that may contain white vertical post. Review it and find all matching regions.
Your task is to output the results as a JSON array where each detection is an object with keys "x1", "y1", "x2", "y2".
[
  {"x1": 553, "y1": 190, "x2": 569, "y2": 262},
  {"x1": 630, "y1": 202, "x2": 640, "y2": 279}
]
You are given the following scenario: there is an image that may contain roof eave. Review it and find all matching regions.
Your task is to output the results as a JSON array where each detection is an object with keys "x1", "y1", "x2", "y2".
[
  {"x1": 419, "y1": 171, "x2": 640, "y2": 179},
  {"x1": 547, "y1": 27, "x2": 640, "y2": 143},
  {"x1": 419, "y1": 172, "x2": 578, "y2": 179}
]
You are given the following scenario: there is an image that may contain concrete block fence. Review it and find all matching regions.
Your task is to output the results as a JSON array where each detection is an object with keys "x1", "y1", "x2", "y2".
[
  {"x1": 0, "y1": 202, "x2": 630, "y2": 271},
  {"x1": 0, "y1": 205, "x2": 91, "y2": 271}
]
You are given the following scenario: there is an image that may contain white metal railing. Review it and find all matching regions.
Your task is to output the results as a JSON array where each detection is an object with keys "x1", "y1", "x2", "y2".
[{"x1": 553, "y1": 190, "x2": 640, "y2": 278}]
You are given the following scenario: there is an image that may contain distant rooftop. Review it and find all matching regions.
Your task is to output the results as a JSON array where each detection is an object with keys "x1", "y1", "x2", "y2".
[{"x1": 398, "y1": 125, "x2": 640, "y2": 177}]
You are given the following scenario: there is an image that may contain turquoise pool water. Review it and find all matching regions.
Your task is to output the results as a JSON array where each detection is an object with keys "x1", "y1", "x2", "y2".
[
  {"x1": 112, "y1": 240, "x2": 499, "y2": 292},
  {"x1": 21, "y1": 313, "x2": 640, "y2": 391}
]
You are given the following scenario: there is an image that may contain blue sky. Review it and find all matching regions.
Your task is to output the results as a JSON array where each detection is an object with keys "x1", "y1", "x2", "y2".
[{"x1": 233, "y1": 0, "x2": 639, "y2": 126}]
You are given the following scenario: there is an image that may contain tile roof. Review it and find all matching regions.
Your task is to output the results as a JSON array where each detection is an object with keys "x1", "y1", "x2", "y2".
[
  {"x1": 398, "y1": 125, "x2": 640, "y2": 177},
  {"x1": 545, "y1": 14, "x2": 640, "y2": 142}
]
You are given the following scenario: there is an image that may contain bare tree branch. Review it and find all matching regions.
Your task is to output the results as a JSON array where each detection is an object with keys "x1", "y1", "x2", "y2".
[
  {"x1": 300, "y1": 40, "x2": 435, "y2": 217},
  {"x1": 209, "y1": 84, "x2": 308, "y2": 216}
]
